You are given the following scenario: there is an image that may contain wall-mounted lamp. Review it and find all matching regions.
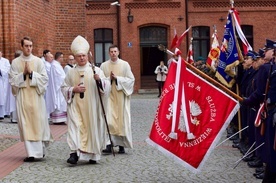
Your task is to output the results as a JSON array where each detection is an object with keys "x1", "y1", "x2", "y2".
[
  {"x1": 219, "y1": 16, "x2": 225, "y2": 22},
  {"x1": 127, "y1": 9, "x2": 134, "y2": 23},
  {"x1": 178, "y1": 15, "x2": 183, "y2": 21}
]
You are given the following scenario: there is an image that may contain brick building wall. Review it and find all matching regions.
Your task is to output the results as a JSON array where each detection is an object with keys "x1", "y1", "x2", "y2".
[
  {"x1": 55, "y1": 0, "x2": 86, "y2": 67},
  {"x1": 188, "y1": 0, "x2": 276, "y2": 50},
  {"x1": 0, "y1": 0, "x2": 85, "y2": 65},
  {"x1": 0, "y1": 0, "x2": 275, "y2": 92},
  {"x1": 0, "y1": 0, "x2": 56, "y2": 61}
]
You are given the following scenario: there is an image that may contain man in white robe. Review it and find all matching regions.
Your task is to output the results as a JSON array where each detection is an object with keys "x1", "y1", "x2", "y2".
[
  {"x1": 0, "y1": 51, "x2": 11, "y2": 120},
  {"x1": 9, "y1": 37, "x2": 52, "y2": 162},
  {"x1": 61, "y1": 35, "x2": 110, "y2": 164},
  {"x1": 43, "y1": 51, "x2": 53, "y2": 119},
  {"x1": 48, "y1": 52, "x2": 67, "y2": 124},
  {"x1": 64, "y1": 55, "x2": 75, "y2": 74},
  {"x1": 9, "y1": 50, "x2": 22, "y2": 123},
  {"x1": 100, "y1": 45, "x2": 135, "y2": 154}
]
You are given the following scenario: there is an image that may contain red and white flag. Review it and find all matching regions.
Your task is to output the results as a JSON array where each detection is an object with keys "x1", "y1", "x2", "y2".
[
  {"x1": 186, "y1": 38, "x2": 194, "y2": 64},
  {"x1": 147, "y1": 56, "x2": 239, "y2": 172},
  {"x1": 232, "y1": 8, "x2": 252, "y2": 55},
  {"x1": 206, "y1": 30, "x2": 220, "y2": 72},
  {"x1": 175, "y1": 26, "x2": 191, "y2": 48},
  {"x1": 170, "y1": 27, "x2": 178, "y2": 49},
  {"x1": 254, "y1": 103, "x2": 264, "y2": 127}
]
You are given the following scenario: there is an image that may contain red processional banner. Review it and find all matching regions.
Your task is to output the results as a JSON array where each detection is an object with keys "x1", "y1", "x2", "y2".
[{"x1": 147, "y1": 60, "x2": 239, "y2": 172}]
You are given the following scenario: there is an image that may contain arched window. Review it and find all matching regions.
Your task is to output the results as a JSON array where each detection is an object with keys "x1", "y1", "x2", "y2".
[
  {"x1": 192, "y1": 26, "x2": 210, "y2": 61},
  {"x1": 94, "y1": 28, "x2": 113, "y2": 65},
  {"x1": 140, "y1": 26, "x2": 167, "y2": 45}
]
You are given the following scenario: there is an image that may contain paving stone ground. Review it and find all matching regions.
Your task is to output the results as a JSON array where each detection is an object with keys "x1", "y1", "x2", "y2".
[{"x1": 0, "y1": 94, "x2": 261, "y2": 183}]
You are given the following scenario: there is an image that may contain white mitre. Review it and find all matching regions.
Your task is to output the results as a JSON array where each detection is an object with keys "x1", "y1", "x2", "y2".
[{"x1": 71, "y1": 35, "x2": 90, "y2": 55}]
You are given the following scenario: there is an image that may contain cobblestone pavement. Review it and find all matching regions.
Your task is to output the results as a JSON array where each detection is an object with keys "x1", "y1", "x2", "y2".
[{"x1": 0, "y1": 94, "x2": 261, "y2": 183}]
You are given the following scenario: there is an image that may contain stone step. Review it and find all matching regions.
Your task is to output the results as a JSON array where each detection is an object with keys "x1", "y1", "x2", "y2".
[{"x1": 138, "y1": 88, "x2": 158, "y2": 94}]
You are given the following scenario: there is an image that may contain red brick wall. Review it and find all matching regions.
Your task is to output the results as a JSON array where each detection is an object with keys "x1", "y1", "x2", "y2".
[
  {"x1": 1, "y1": 0, "x2": 275, "y2": 92},
  {"x1": 0, "y1": 0, "x2": 56, "y2": 61},
  {"x1": 188, "y1": 0, "x2": 276, "y2": 50},
  {"x1": 55, "y1": 0, "x2": 86, "y2": 67},
  {"x1": 0, "y1": 0, "x2": 86, "y2": 65}
]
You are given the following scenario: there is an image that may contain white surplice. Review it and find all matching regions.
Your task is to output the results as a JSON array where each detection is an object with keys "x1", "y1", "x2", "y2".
[
  {"x1": 64, "y1": 64, "x2": 74, "y2": 74},
  {"x1": 44, "y1": 60, "x2": 51, "y2": 118},
  {"x1": 61, "y1": 62, "x2": 110, "y2": 161},
  {"x1": 0, "y1": 57, "x2": 11, "y2": 117},
  {"x1": 48, "y1": 60, "x2": 67, "y2": 123},
  {"x1": 100, "y1": 59, "x2": 135, "y2": 148},
  {"x1": 9, "y1": 54, "x2": 52, "y2": 158}
]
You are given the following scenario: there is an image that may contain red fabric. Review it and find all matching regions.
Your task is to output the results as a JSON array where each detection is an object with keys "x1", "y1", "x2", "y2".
[
  {"x1": 175, "y1": 26, "x2": 191, "y2": 48},
  {"x1": 170, "y1": 28, "x2": 178, "y2": 49},
  {"x1": 206, "y1": 33, "x2": 220, "y2": 71},
  {"x1": 254, "y1": 103, "x2": 264, "y2": 127},
  {"x1": 149, "y1": 61, "x2": 238, "y2": 171}
]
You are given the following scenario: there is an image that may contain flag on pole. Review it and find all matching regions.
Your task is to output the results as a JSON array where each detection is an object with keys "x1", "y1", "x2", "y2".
[
  {"x1": 232, "y1": 9, "x2": 252, "y2": 55},
  {"x1": 170, "y1": 27, "x2": 178, "y2": 49},
  {"x1": 175, "y1": 26, "x2": 191, "y2": 48},
  {"x1": 254, "y1": 103, "x2": 264, "y2": 127},
  {"x1": 206, "y1": 30, "x2": 220, "y2": 72},
  {"x1": 147, "y1": 54, "x2": 240, "y2": 172},
  {"x1": 215, "y1": 11, "x2": 240, "y2": 88},
  {"x1": 186, "y1": 38, "x2": 194, "y2": 64}
]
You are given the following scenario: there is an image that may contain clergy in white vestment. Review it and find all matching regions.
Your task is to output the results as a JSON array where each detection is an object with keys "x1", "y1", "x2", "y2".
[
  {"x1": 0, "y1": 51, "x2": 11, "y2": 120},
  {"x1": 61, "y1": 35, "x2": 111, "y2": 164},
  {"x1": 64, "y1": 55, "x2": 75, "y2": 74},
  {"x1": 43, "y1": 50, "x2": 52, "y2": 119},
  {"x1": 100, "y1": 45, "x2": 135, "y2": 154},
  {"x1": 9, "y1": 37, "x2": 52, "y2": 162},
  {"x1": 9, "y1": 50, "x2": 23, "y2": 123},
  {"x1": 48, "y1": 52, "x2": 67, "y2": 124}
]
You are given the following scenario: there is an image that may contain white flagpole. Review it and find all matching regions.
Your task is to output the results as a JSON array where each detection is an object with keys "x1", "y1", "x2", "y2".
[
  {"x1": 215, "y1": 126, "x2": 248, "y2": 148},
  {"x1": 233, "y1": 142, "x2": 265, "y2": 169},
  {"x1": 230, "y1": 0, "x2": 234, "y2": 8}
]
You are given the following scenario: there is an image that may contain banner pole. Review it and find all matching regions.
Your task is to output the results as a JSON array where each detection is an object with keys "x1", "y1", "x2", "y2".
[{"x1": 236, "y1": 84, "x2": 242, "y2": 139}]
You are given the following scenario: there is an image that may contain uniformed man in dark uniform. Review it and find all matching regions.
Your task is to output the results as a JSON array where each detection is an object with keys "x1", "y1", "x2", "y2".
[
  {"x1": 246, "y1": 49, "x2": 266, "y2": 179},
  {"x1": 242, "y1": 39, "x2": 276, "y2": 183},
  {"x1": 234, "y1": 51, "x2": 258, "y2": 155}
]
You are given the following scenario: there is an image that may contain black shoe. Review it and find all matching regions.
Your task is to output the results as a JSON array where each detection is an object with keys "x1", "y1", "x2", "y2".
[
  {"x1": 233, "y1": 138, "x2": 240, "y2": 144},
  {"x1": 88, "y1": 159, "x2": 97, "y2": 164},
  {"x1": 240, "y1": 146, "x2": 250, "y2": 155},
  {"x1": 255, "y1": 166, "x2": 265, "y2": 173},
  {"x1": 255, "y1": 172, "x2": 265, "y2": 179},
  {"x1": 248, "y1": 159, "x2": 263, "y2": 168},
  {"x1": 157, "y1": 95, "x2": 160, "y2": 98},
  {"x1": 253, "y1": 170, "x2": 264, "y2": 177},
  {"x1": 4, "y1": 115, "x2": 10, "y2": 118},
  {"x1": 227, "y1": 127, "x2": 235, "y2": 134},
  {"x1": 243, "y1": 154, "x2": 255, "y2": 162},
  {"x1": 232, "y1": 143, "x2": 240, "y2": 148},
  {"x1": 102, "y1": 145, "x2": 112, "y2": 154},
  {"x1": 230, "y1": 135, "x2": 239, "y2": 140},
  {"x1": 67, "y1": 153, "x2": 78, "y2": 164},
  {"x1": 118, "y1": 146, "x2": 125, "y2": 154},
  {"x1": 23, "y1": 157, "x2": 35, "y2": 162},
  {"x1": 0, "y1": 117, "x2": 4, "y2": 121}
]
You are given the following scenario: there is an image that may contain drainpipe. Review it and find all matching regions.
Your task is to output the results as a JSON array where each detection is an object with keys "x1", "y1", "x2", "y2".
[
  {"x1": 1, "y1": 1, "x2": 6, "y2": 55},
  {"x1": 117, "y1": 0, "x2": 121, "y2": 57},
  {"x1": 185, "y1": 0, "x2": 189, "y2": 51}
]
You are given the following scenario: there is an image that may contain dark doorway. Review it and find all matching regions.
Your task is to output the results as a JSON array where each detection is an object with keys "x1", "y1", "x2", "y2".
[
  {"x1": 141, "y1": 46, "x2": 167, "y2": 75},
  {"x1": 139, "y1": 26, "x2": 168, "y2": 76},
  {"x1": 139, "y1": 26, "x2": 168, "y2": 89}
]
